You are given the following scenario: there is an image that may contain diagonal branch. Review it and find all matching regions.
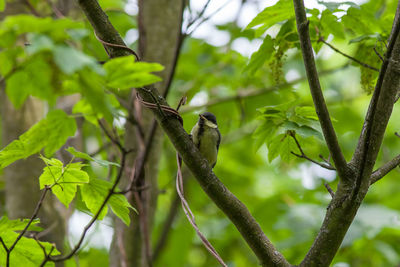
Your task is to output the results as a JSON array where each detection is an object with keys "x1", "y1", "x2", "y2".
[
  {"x1": 76, "y1": 0, "x2": 290, "y2": 266},
  {"x1": 293, "y1": 0, "x2": 349, "y2": 180},
  {"x1": 289, "y1": 131, "x2": 336, "y2": 170},
  {"x1": 319, "y1": 37, "x2": 379, "y2": 72},
  {"x1": 370, "y1": 154, "x2": 400, "y2": 185}
]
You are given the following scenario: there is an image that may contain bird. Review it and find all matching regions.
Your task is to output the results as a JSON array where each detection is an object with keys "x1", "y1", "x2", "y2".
[{"x1": 190, "y1": 112, "x2": 221, "y2": 168}]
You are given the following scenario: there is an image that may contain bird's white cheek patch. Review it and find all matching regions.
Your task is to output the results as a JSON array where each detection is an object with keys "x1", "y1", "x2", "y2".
[{"x1": 205, "y1": 121, "x2": 217, "y2": 128}]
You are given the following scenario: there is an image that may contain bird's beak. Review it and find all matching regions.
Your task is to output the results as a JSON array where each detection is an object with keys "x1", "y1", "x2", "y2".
[{"x1": 199, "y1": 114, "x2": 206, "y2": 120}]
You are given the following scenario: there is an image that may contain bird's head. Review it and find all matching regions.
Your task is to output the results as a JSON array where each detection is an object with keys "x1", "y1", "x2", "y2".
[{"x1": 199, "y1": 112, "x2": 218, "y2": 128}]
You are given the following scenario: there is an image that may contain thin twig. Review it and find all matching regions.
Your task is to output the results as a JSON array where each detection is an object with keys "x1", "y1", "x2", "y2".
[
  {"x1": 49, "y1": 152, "x2": 127, "y2": 262},
  {"x1": 23, "y1": 0, "x2": 41, "y2": 17},
  {"x1": 186, "y1": 0, "x2": 231, "y2": 36},
  {"x1": 324, "y1": 183, "x2": 335, "y2": 198},
  {"x1": 39, "y1": 246, "x2": 54, "y2": 267},
  {"x1": 319, "y1": 37, "x2": 379, "y2": 72},
  {"x1": 44, "y1": 0, "x2": 65, "y2": 18},
  {"x1": 374, "y1": 46, "x2": 384, "y2": 62},
  {"x1": 98, "y1": 120, "x2": 126, "y2": 153},
  {"x1": 175, "y1": 153, "x2": 227, "y2": 266},
  {"x1": 370, "y1": 154, "x2": 400, "y2": 185},
  {"x1": 0, "y1": 237, "x2": 8, "y2": 252},
  {"x1": 290, "y1": 132, "x2": 336, "y2": 170},
  {"x1": 8, "y1": 187, "x2": 49, "y2": 252},
  {"x1": 152, "y1": 189, "x2": 181, "y2": 261},
  {"x1": 187, "y1": 0, "x2": 211, "y2": 28}
]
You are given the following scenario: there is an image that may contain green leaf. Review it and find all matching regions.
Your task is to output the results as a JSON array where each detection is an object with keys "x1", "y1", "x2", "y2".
[
  {"x1": 39, "y1": 158, "x2": 89, "y2": 207},
  {"x1": 71, "y1": 70, "x2": 118, "y2": 123},
  {"x1": 0, "y1": 0, "x2": 5, "y2": 11},
  {"x1": 280, "y1": 132, "x2": 297, "y2": 162},
  {"x1": 109, "y1": 193, "x2": 134, "y2": 226},
  {"x1": 104, "y1": 56, "x2": 164, "y2": 89},
  {"x1": 6, "y1": 57, "x2": 57, "y2": 107},
  {"x1": 0, "y1": 15, "x2": 82, "y2": 45},
  {"x1": 80, "y1": 178, "x2": 136, "y2": 225},
  {"x1": 349, "y1": 33, "x2": 382, "y2": 44},
  {"x1": 0, "y1": 216, "x2": 42, "y2": 233},
  {"x1": 80, "y1": 179, "x2": 109, "y2": 221},
  {"x1": 66, "y1": 147, "x2": 120, "y2": 167},
  {"x1": 295, "y1": 106, "x2": 319, "y2": 120},
  {"x1": 0, "y1": 110, "x2": 77, "y2": 169},
  {"x1": 342, "y1": 7, "x2": 379, "y2": 36},
  {"x1": 282, "y1": 121, "x2": 323, "y2": 140},
  {"x1": 25, "y1": 34, "x2": 54, "y2": 54},
  {"x1": 53, "y1": 45, "x2": 102, "y2": 75},
  {"x1": 317, "y1": 1, "x2": 359, "y2": 12},
  {"x1": 253, "y1": 120, "x2": 277, "y2": 151},
  {"x1": 0, "y1": 217, "x2": 60, "y2": 267},
  {"x1": 267, "y1": 134, "x2": 285, "y2": 162},
  {"x1": 244, "y1": 35, "x2": 274, "y2": 75},
  {"x1": 5, "y1": 71, "x2": 30, "y2": 108},
  {"x1": 320, "y1": 9, "x2": 345, "y2": 39},
  {"x1": 246, "y1": 0, "x2": 294, "y2": 35}
]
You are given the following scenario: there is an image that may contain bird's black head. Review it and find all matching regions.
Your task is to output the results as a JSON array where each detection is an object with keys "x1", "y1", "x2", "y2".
[{"x1": 199, "y1": 112, "x2": 217, "y2": 125}]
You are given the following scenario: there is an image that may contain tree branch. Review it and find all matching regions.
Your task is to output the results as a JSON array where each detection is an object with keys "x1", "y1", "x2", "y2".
[
  {"x1": 289, "y1": 131, "x2": 336, "y2": 170},
  {"x1": 293, "y1": 0, "x2": 349, "y2": 181},
  {"x1": 5, "y1": 187, "x2": 49, "y2": 266},
  {"x1": 319, "y1": 37, "x2": 379, "y2": 72},
  {"x1": 76, "y1": 0, "x2": 290, "y2": 265},
  {"x1": 370, "y1": 154, "x2": 400, "y2": 185},
  {"x1": 323, "y1": 183, "x2": 335, "y2": 198},
  {"x1": 49, "y1": 151, "x2": 127, "y2": 262},
  {"x1": 298, "y1": 1, "x2": 400, "y2": 266}
]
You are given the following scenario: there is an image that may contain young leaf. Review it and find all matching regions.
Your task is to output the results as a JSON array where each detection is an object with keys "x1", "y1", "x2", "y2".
[
  {"x1": 0, "y1": 110, "x2": 77, "y2": 169},
  {"x1": 81, "y1": 178, "x2": 136, "y2": 225},
  {"x1": 0, "y1": 216, "x2": 42, "y2": 233},
  {"x1": 246, "y1": 0, "x2": 294, "y2": 35},
  {"x1": 295, "y1": 106, "x2": 319, "y2": 121},
  {"x1": 244, "y1": 35, "x2": 274, "y2": 75},
  {"x1": 0, "y1": 217, "x2": 60, "y2": 267},
  {"x1": 39, "y1": 158, "x2": 89, "y2": 208},
  {"x1": 53, "y1": 45, "x2": 103, "y2": 75},
  {"x1": 267, "y1": 134, "x2": 285, "y2": 162},
  {"x1": 104, "y1": 56, "x2": 164, "y2": 89},
  {"x1": 317, "y1": 1, "x2": 359, "y2": 12},
  {"x1": 66, "y1": 147, "x2": 120, "y2": 167},
  {"x1": 6, "y1": 56, "x2": 58, "y2": 108}
]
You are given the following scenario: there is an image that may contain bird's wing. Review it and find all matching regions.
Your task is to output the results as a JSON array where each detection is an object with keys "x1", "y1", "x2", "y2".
[{"x1": 216, "y1": 128, "x2": 221, "y2": 151}]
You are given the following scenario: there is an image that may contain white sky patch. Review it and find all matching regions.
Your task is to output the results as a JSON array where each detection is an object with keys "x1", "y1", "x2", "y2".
[
  {"x1": 285, "y1": 69, "x2": 301, "y2": 82},
  {"x1": 68, "y1": 211, "x2": 114, "y2": 250},
  {"x1": 189, "y1": 91, "x2": 209, "y2": 106},
  {"x1": 231, "y1": 37, "x2": 262, "y2": 57},
  {"x1": 290, "y1": 163, "x2": 336, "y2": 189},
  {"x1": 125, "y1": 29, "x2": 139, "y2": 45},
  {"x1": 125, "y1": 0, "x2": 138, "y2": 16}
]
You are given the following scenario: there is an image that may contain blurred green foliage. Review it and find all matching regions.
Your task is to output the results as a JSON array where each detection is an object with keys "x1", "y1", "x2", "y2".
[{"x1": 0, "y1": 0, "x2": 399, "y2": 266}]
